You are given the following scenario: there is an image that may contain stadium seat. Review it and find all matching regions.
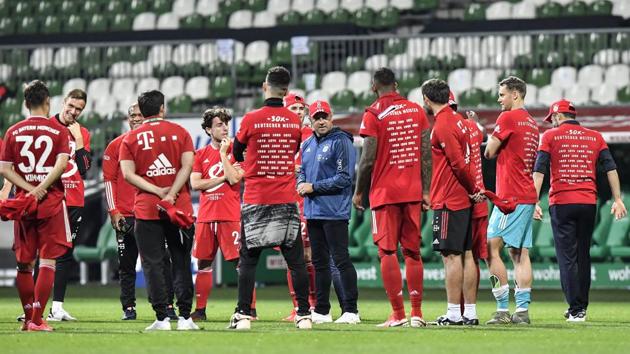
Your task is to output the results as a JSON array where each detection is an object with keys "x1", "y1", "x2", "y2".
[
  {"x1": 132, "y1": 61, "x2": 153, "y2": 78},
  {"x1": 578, "y1": 63, "x2": 605, "y2": 88},
  {"x1": 111, "y1": 78, "x2": 136, "y2": 103},
  {"x1": 524, "y1": 84, "x2": 538, "y2": 107},
  {"x1": 329, "y1": 8, "x2": 351, "y2": 23},
  {"x1": 253, "y1": 11, "x2": 277, "y2": 27},
  {"x1": 485, "y1": 1, "x2": 512, "y2": 20},
  {"x1": 54, "y1": 48, "x2": 79, "y2": 69},
  {"x1": 330, "y1": 89, "x2": 355, "y2": 112},
  {"x1": 278, "y1": 10, "x2": 301, "y2": 25},
  {"x1": 528, "y1": 67, "x2": 551, "y2": 87},
  {"x1": 534, "y1": 217, "x2": 556, "y2": 261},
  {"x1": 111, "y1": 13, "x2": 133, "y2": 31},
  {"x1": 172, "y1": 0, "x2": 195, "y2": 18},
  {"x1": 414, "y1": 0, "x2": 439, "y2": 11},
  {"x1": 591, "y1": 201, "x2": 614, "y2": 260},
  {"x1": 157, "y1": 12, "x2": 179, "y2": 29},
  {"x1": 604, "y1": 64, "x2": 630, "y2": 89},
  {"x1": 511, "y1": 1, "x2": 536, "y2": 18},
  {"x1": 320, "y1": 71, "x2": 347, "y2": 96},
  {"x1": 0, "y1": 64, "x2": 11, "y2": 82},
  {"x1": 152, "y1": 0, "x2": 173, "y2": 14},
  {"x1": 196, "y1": 0, "x2": 220, "y2": 16},
  {"x1": 159, "y1": 76, "x2": 185, "y2": 100},
  {"x1": 550, "y1": 66, "x2": 577, "y2": 90},
  {"x1": 244, "y1": 40, "x2": 270, "y2": 65},
  {"x1": 87, "y1": 14, "x2": 108, "y2": 32},
  {"x1": 354, "y1": 7, "x2": 376, "y2": 28},
  {"x1": 390, "y1": 0, "x2": 414, "y2": 10},
  {"x1": 154, "y1": 62, "x2": 178, "y2": 79},
  {"x1": 340, "y1": 0, "x2": 364, "y2": 12},
  {"x1": 420, "y1": 210, "x2": 435, "y2": 262},
  {"x1": 185, "y1": 76, "x2": 210, "y2": 101},
  {"x1": 346, "y1": 71, "x2": 372, "y2": 96},
  {"x1": 92, "y1": 97, "x2": 119, "y2": 116},
  {"x1": 211, "y1": 76, "x2": 235, "y2": 100},
  {"x1": 181, "y1": 14, "x2": 204, "y2": 29},
  {"x1": 197, "y1": 43, "x2": 218, "y2": 65},
  {"x1": 508, "y1": 35, "x2": 532, "y2": 56},
  {"x1": 306, "y1": 89, "x2": 331, "y2": 104},
  {"x1": 537, "y1": 1, "x2": 563, "y2": 18},
  {"x1": 536, "y1": 84, "x2": 563, "y2": 106},
  {"x1": 137, "y1": 77, "x2": 161, "y2": 93},
  {"x1": 266, "y1": 0, "x2": 292, "y2": 15},
  {"x1": 364, "y1": 54, "x2": 389, "y2": 72},
  {"x1": 133, "y1": 12, "x2": 157, "y2": 31},
  {"x1": 464, "y1": 3, "x2": 486, "y2": 20},
  {"x1": 606, "y1": 216, "x2": 630, "y2": 260},
  {"x1": 389, "y1": 54, "x2": 414, "y2": 71},
  {"x1": 130, "y1": 0, "x2": 149, "y2": 15},
  {"x1": 228, "y1": 10, "x2": 253, "y2": 29},
  {"x1": 566, "y1": 0, "x2": 588, "y2": 16},
  {"x1": 206, "y1": 12, "x2": 228, "y2": 28},
  {"x1": 397, "y1": 71, "x2": 421, "y2": 96},
  {"x1": 406, "y1": 38, "x2": 431, "y2": 59},
  {"x1": 376, "y1": 7, "x2": 400, "y2": 28},
  {"x1": 148, "y1": 44, "x2": 173, "y2": 67},
  {"x1": 87, "y1": 78, "x2": 111, "y2": 100},
  {"x1": 448, "y1": 68, "x2": 473, "y2": 95},
  {"x1": 316, "y1": 0, "x2": 339, "y2": 13},
  {"x1": 73, "y1": 219, "x2": 117, "y2": 285},
  {"x1": 430, "y1": 37, "x2": 457, "y2": 59},
  {"x1": 172, "y1": 44, "x2": 198, "y2": 66},
  {"x1": 349, "y1": 209, "x2": 371, "y2": 261},
  {"x1": 30, "y1": 48, "x2": 55, "y2": 72},
  {"x1": 458, "y1": 88, "x2": 485, "y2": 107},
  {"x1": 472, "y1": 69, "x2": 498, "y2": 92},
  {"x1": 593, "y1": 49, "x2": 620, "y2": 66},
  {"x1": 366, "y1": 0, "x2": 389, "y2": 11},
  {"x1": 342, "y1": 56, "x2": 365, "y2": 73},
  {"x1": 246, "y1": 0, "x2": 268, "y2": 12},
  {"x1": 293, "y1": 0, "x2": 316, "y2": 14},
  {"x1": 565, "y1": 85, "x2": 590, "y2": 105},
  {"x1": 612, "y1": 0, "x2": 630, "y2": 18},
  {"x1": 407, "y1": 87, "x2": 424, "y2": 105},
  {"x1": 304, "y1": 9, "x2": 326, "y2": 25}
]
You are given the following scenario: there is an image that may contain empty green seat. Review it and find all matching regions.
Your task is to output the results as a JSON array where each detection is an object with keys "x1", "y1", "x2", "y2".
[
  {"x1": 154, "y1": 63, "x2": 177, "y2": 78},
  {"x1": 130, "y1": 0, "x2": 149, "y2": 15},
  {"x1": 246, "y1": 0, "x2": 266, "y2": 12},
  {"x1": 211, "y1": 76, "x2": 234, "y2": 100},
  {"x1": 421, "y1": 210, "x2": 435, "y2": 262},
  {"x1": 534, "y1": 217, "x2": 556, "y2": 260},
  {"x1": 591, "y1": 201, "x2": 613, "y2": 260},
  {"x1": 220, "y1": 0, "x2": 241, "y2": 15},
  {"x1": 537, "y1": 2, "x2": 562, "y2": 18},
  {"x1": 398, "y1": 71, "x2": 421, "y2": 96},
  {"x1": 18, "y1": 17, "x2": 37, "y2": 35},
  {"x1": 415, "y1": 55, "x2": 442, "y2": 70},
  {"x1": 355, "y1": 90, "x2": 376, "y2": 109},
  {"x1": 464, "y1": 3, "x2": 485, "y2": 21},
  {"x1": 330, "y1": 89, "x2": 355, "y2": 112},
  {"x1": 250, "y1": 60, "x2": 271, "y2": 84},
  {"x1": 88, "y1": 14, "x2": 107, "y2": 32},
  {"x1": 376, "y1": 7, "x2": 400, "y2": 28},
  {"x1": 459, "y1": 88, "x2": 485, "y2": 107},
  {"x1": 304, "y1": 9, "x2": 326, "y2": 25},
  {"x1": 613, "y1": 32, "x2": 630, "y2": 50},
  {"x1": 128, "y1": 45, "x2": 148, "y2": 62},
  {"x1": 180, "y1": 62, "x2": 203, "y2": 78},
  {"x1": 385, "y1": 38, "x2": 407, "y2": 56},
  {"x1": 565, "y1": 0, "x2": 587, "y2": 16},
  {"x1": 342, "y1": 56, "x2": 365, "y2": 73},
  {"x1": 14, "y1": 2, "x2": 32, "y2": 17},
  {"x1": 590, "y1": 0, "x2": 613, "y2": 15},
  {"x1": 349, "y1": 209, "x2": 371, "y2": 261},
  {"x1": 37, "y1": 2, "x2": 55, "y2": 16},
  {"x1": 73, "y1": 218, "x2": 118, "y2": 285},
  {"x1": 329, "y1": 8, "x2": 351, "y2": 23},
  {"x1": 105, "y1": 47, "x2": 125, "y2": 64},
  {"x1": 181, "y1": 14, "x2": 203, "y2": 29},
  {"x1": 152, "y1": 0, "x2": 171, "y2": 14},
  {"x1": 528, "y1": 68, "x2": 551, "y2": 87},
  {"x1": 606, "y1": 216, "x2": 630, "y2": 259},
  {"x1": 278, "y1": 11, "x2": 301, "y2": 26},
  {"x1": 0, "y1": 17, "x2": 15, "y2": 36},
  {"x1": 618, "y1": 86, "x2": 630, "y2": 104},
  {"x1": 83, "y1": 0, "x2": 101, "y2": 15},
  {"x1": 42, "y1": 15, "x2": 62, "y2": 34},
  {"x1": 64, "y1": 14, "x2": 85, "y2": 33},
  {"x1": 354, "y1": 8, "x2": 375, "y2": 28},
  {"x1": 206, "y1": 13, "x2": 227, "y2": 29},
  {"x1": 415, "y1": 0, "x2": 439, "y2": 11},
  {"x1": 234, "y1": 60, "x2": 251, "y2": 80},
  {"x1": 111, "y1": 13, "x2": 132, "y2": 31},
  {"x1": 272, "y1": 41, "x2": 291, "y2": 65},
  {"x1": 446, "y1": 54, "x2": 466, "y2": 70}
]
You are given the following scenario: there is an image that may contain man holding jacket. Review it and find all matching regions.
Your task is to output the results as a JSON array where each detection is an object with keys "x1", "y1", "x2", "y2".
[{"x1": 297, "y1": 100, "x2": 359, "y2": 324}]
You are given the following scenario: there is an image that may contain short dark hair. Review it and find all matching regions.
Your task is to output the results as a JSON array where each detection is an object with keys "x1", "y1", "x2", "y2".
[
  {"x1": 421, "y1": 79, "x2": 450, "y2": 105},
  {"x1": 201, "y1": 106, "x2": 232, "y2": 130},
  {"x1": 373, "y1": 67, "x2": 396, "y2": 87},
  {"x1": 65, "y1": 88, "x2": 87, "y2": 102},
  {"x1": 499, "y1": 76, "x2": 527, "y2": 98},
  {"x1": 24, "y1": 80, "x2": 49, "y2": 110},
  {"x1": 265, "y1": 66, "x2": 291, "y2": 89},
  {"x1": 562, "y1": 112, "x2": 576, "y2": 119},
  {"x1": 137, "y1": 90, "x2": 164, "y2": 117}
]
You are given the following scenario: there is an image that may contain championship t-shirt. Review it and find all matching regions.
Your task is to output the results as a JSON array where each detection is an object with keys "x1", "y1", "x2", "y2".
[
  {"x1": 359, "y1": 92, "x2": 430, "y2": 209},
  {"x1": 464, "y1": 118, "x2": 488, "y2": 217},
  {"x1": 539, "y1": 121, "x2": 608, "y2": 205},
  {"x1": 103, "y1": 133, "x2": 136, "y2": 217},
  {"x1": 491, "y1": 108, "x2": 539, "y2": 203},
  {"x1": 192, "y1": 144, "x2": 241, "y2": 222},
  {"x1": 296, "y1": 125, "x2": 313, "y2": 214},
  {"x1": 235, "y1": 103, "x2": 302, "y2": 205},
  {"x1": 119, "y1": 118, "x2": 194, "y2": 220},
  {"x1": 0, "y1": 116, "x2": 71, "y2": 219}
]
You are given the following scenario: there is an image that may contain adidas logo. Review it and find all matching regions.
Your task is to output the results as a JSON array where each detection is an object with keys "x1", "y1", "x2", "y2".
[
  {"x1": 432, "y1": 239, "x2": 440, "y2": 245},
  {"x1": 147, "y1": 153, "x2": 176, "y2": 177}
]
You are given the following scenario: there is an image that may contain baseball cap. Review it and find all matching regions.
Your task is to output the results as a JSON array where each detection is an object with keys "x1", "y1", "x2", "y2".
[
  {"x1": 448, "y1": 91, "x2": 457, "y2": 110},
  {"x1": 157, "y1": 200, "x2": 195, "y2": 229},
  {"x1": 309, "y1": 100, "x2": 332, "y2": 117},
  {"x1": 284, "y1": 92, "x2": 306, "y2": 108},
  {"x1": 544, "y1": 99, "x2": 577, "y2": 123}
]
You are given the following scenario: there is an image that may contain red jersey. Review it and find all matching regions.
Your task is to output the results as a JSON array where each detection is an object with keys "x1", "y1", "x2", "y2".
[
  {"x1": 539, "y1": 121, "x2": 607, "y2": 205},
  {"x1": 119, "y1": 118, "x2": 194, "y2": 220},
  {"x1": 192, "y1": 144, "x2": 241, "y2": 222},
  {"x1": 430, "y1": 106, "x2": 477, "y2": 211},
  {"x1": 491, "y1": 108, "x2": 539, "y2": 203},
  {"x1": 103, "y1": 133, "x2": 136, "y2": 217},
  {"x1": 359, "y1": 92, "x2": 430, "y2": 208},
  {"x1": 0, "y1": 116, "x2": 71, "y2": 219},
  {"x1": 296, "y1": 126, "x2": 313, "y2": 213},
  {"x1": 235, "y1": 102, "x2": 301, "y2": 205},
  {"x1": 464, "y1": 118, "x2": 488, "y2": 217},
  {"x1": 50, "y1": 116, "x2": 91, "y2": 207}
]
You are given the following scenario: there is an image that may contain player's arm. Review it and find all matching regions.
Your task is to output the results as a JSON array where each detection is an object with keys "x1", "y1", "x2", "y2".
[
  {"x1": 0, "y1": 163, "x2": 36, "y2": 194},
  {"x1": 120, "y1": 159, "x2": 168, "y2": 198},
  {"x1": 103, "y1": 142, "x2": 125, "y2": 229},
  {"x1": 0, "y1": 173, "x2": 13, "y2": 200},
  {"x1": 420, "y1": 128, "x2": 432, "y2": 205},
  {"x1": 75, "y1": 129, "x2": 92, "y2": 177},
  {"x1": 232, "y1": 137, "x2": 246, "y2": 162},
  {"x1": 220, "y1": 138, "x2": 243, "y2": 185},
  {"x1": 28, "y1": 154, "x2": 70, "y2": 200},
  {"x1": 439, "y1": 126, "x2": 478, "y2": 195},
  {"x1": 484, "y1": 135, "x2": 502, "y2": 159},
  {"x1": 164, "y1": 151, "x2": 194, "y2": 203},
  {"x1": 190, "y1": 172, "x2": 226, "y2": 191},
  {"x1": 532, "y1": 149, "x2": 550, "y2": 220},
  {"x1": 352, "y1": 136, "x2": 376, "y2": 210},
  {"x1": 598, "y1": 147, "x2": 627, "y2": 220}
]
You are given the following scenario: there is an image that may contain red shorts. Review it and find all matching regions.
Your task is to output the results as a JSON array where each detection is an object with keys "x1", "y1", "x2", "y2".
[
  {"x1": 192, "y1": 221, "x2": 241, "y2": 261},
  {"x1": 13, "y1": 206, "x2": 72, "y2": 264},
  {"x1": 471, "y1": 215, "x2": 488, "y2": 260},
  {"x1": 371, "y1": 202, "x2": 421, "y2": 252}
]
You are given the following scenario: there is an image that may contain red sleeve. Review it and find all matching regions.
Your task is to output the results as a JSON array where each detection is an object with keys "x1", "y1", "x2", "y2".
[
  {"x1": 492, "y1": 112, "x2": 513, "y2": 142},
  {"x1": 0, "y1": 133, "x2": 13, "y2": 163},
  {"x1": 436, "y1": 120, "x2": 478, "y2": 194},
  {"x1": 181, "y1": 128, "x2": 194, "y2": 153},
  {"x1": 598, "y1": 134, "x2": 609, "y2": 153},
  {"x1": 81, "y1": 127, "x2": 91, "y2": 152},
  {"x1": 359, "y1": 111, "x2": 378, "y2": 138},
  {"x1": 418, "y1": 108, "x2": 430, "y2": 131},
  {"x1": 538, "y1": 130, "x2": 553, "y2": 153},
  {"x1": 56, "y1": 129, "x2": 71, "y2": 156},
  {"x1": 235, "y1": 114, "x2": 251, "y2": 144},
  {"x1": 119, "y1": 136, "x2": 134, "y2": 161},
  {"x1": 102, "y1": 139, "x2": 119, "y2": 182},
  {"x1": 192, "y1": 150, "x2": 203, "y2": 173}
]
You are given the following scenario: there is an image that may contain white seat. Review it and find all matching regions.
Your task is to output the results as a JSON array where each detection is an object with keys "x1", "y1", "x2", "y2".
[
  {"x1": 472, "y1": 69, "x2": 499, "y2": 91},
  {"x1": 466, "y1": 52, "x2": 489, "y2": 69},
  {"x1": 196, "y1": 0, "x2": 220, "y2": 16},
  {"x1": 137, "y1": 77, "x2": 161, "y2": 94},
  {"x1": 550, "y1": 66, "x2": 577, "y2": 90},
  {"x1": 524, "y1": 84, "x2": 538, "y2": 107},
  {"x1": 244, "y1": 40, "x2": 270, "y2": 65},
  {"x1": 591, "y1": 85, "x2": 618, "y2": 105},
  {"x1": 510, "y1": 1, "x2": 535, "y2": 19},
  {"x1": 185, "y1": 76, "x2": 210, "y2": 101},
  {"x1": 491, "y1": 50, "x2": 514, "y2": 69},
  {"x1": 456, "y1": 37, "x2": 481, "y2": 57},
  {"x1": 604, "y1": 64, "x2": 630, "y2": 89},
  {"x1": 53, "y1": 48, "x2": 78, "y2": 68},
  {"x1": 172, "y1": 44, "x2": 198, "y2": 66},
  {"x1": 0, "y1": 64, "x2": 11, "y2": 81},
  {"x1": 613, "y1": 0, "x2": 630, "y2": 18},
  {"x1": 522, "y1": 0, "x2": 547, "y2": 6},
  {"x1": 365, "y1": 0, "x2": 388, "y2": 11},
  {"x1": 293, "y1": 0, "x2": 316, "y2": 14},
  {"x1": 430, "y1": 37, "x2": 456, "y2": 59},
  {"x1": 132, "y1": 61, "x2": 153, "y2": 78},
  {"x1": 49, "y1": 95, "x2": 64, "y2": 115},
  {"x1": 109, "y1": 61, "x2": 134, "y2": 78},
  {"x1": 63, "y1": 78, "x2": 87, "y2": 94},
  {"x1": 340, "y1": 0, "x2": 364, "y2": 12},
  {"x1": 565, "y1": 86, "x2": 590, "y2": 105},
  {"x1": 306, "y1": 89, "x2": 330, "y2": 104},
  {"x1": 228, "y1": 10, "x2": 253, "y2": 29},
  {"x1": 172, "y1": 0, "x2": 196, "y2": 18},
  {"x1": 148, "y1": 44, "x2": 173, "y2": 67},
  {"x1": 481, "y1": 36, "x2": 506, "y2": 57},
  {"x1": 156, "y1": 12, "x2": 179, "y2": 30},
  {"x1": 253, "y1": 11, "x2": 277, "y2": 28},
  {"x1": 407, "y1": 87, "x2": 424, "y2": 105},
  {"x1": 508, "y1": 35, "x2": 531, "y2": 56},
  {"x1": 132, "y1": 12, "x2": 156, "y2": 31},
  {"x1": 577, "y1": 65, "x2": 604, "y2": 90},
  {"x1": 389, "y1": 54, "x2": 414, "y2": 71},
  {"x1": 390, "y1": 0, "x2": 413, "y2": 10},
  {"x1": 552, "y1": 0, "x2": 574, "y2": 5},
  {"x1": 447, "y1": 69, "x2": 473, "y2": 95},
  {"x1": 30, "y1": 48, "x2": 54, "y2": 71},
  {"x1": 622, "y1": 50, "x2": 630, "y2": 64},
  {"x1": 197, "y1": 43, "x2": 218, "y2": 65},
  {"x1": 160, "y1": 76, "x2": 186, "y2": 98},
  {"x1": 592, "y1": 49, "x2": 620, "y2": 66},
  {"x1": 364, "y1": 54, "x2": 389, "y2": 71},
  {"x1": 321, "y1": 71, "x2": 347, "y2": 96},
  {"x1": 406, "y1": 38, "x2": 431, "y2": 59},
  {"x1": 93, "y1": 98, "x2": 119, "y2": 117},
  {"x1": 110, "y1": 78, "x2": 136, "y2": 103},
  {"x1": 87, "y1": 78, "x2": 111, "y2": 100},
  {"x1": 266, "y1": 0, "x2": 292, "y2": 15},
  {"x1": 536, "y1": 85, "x2": 563, "y2": 107},
  {"x1": 217, "y1": 40, "x2": 244, "y2": 63},
  {"x1": 346, "y1": 71, "x2": 372, "y2": 95},
  {"x1": 485, "y1": 1, "x2": 512, "y2": 20},
  {"x1": 315, "y1": 0, "x2": 339, "y2": 13}
]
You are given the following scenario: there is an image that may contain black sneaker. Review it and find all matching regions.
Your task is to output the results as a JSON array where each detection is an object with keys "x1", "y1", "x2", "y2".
[
  {"x1": 251, "y1": 308, "x2": 258, "y2": 320},
  {"x1": 167, "y1": 305, "x2": 178, "y2": 321},
  {"x1": 567, "y1": 310, "x2": 586, "y2": 323},
  {"x1": 190, "y1": 308, "x2": 207, "y2": 321},
  {"x1": 436, "y1": 315, "x2": 463, "y2": 326},
  {"x1": 122, "y1": 307, "x2": 137, "y2": 320},
  {"x1": 564, "y1": 309, "x2": 570, "y2": 319},
  {"x1": 462, "y1": 316, "x2": 479, "y2": 325}
]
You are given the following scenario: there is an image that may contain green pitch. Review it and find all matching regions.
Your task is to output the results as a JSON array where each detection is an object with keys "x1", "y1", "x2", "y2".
[{"x1": 1, "y1": 286, "x2": 628, "y2": 354}]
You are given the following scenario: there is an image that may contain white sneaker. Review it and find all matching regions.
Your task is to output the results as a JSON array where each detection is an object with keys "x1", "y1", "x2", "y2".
[
  {"x1": 295, "y1": 314, "x2": 312, "y2": 329},
  {"x1": 228, "y1": 313, "x2": 252, "y2": 330},
  {"x1": 566, "y1": 311, "x2": 586, "y2": 323},
  {"x1": 409, "y1": 316, "x2": 427, "y2": 327},
  {"x1": 334, "y1": 312, "x2": 361, "y2": 324},
  {"x1": 177, "y1": 317, "x2": 200, "y2": 330},
  {"x1": 311, "y1": 311, "x2": 333, "y2": 324},
  {"x1": 47, "y1": 308, "x2": 77, "y2": 321},
  {"x1": 145, "y1": 318, "x2": 171, "y2": 331}
]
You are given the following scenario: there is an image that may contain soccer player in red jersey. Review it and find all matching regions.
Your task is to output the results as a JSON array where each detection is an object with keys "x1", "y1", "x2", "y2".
[
  {"x1": 119, "y1": 90, "x2": 198, "y2": 331},
  {"x1": 421, "y1": 79, "x2": 482, "y2": 326},
  {"x1": 353, "y1": 68, "x2": 431, "y2": 327},
  {"x1": 0, "y1": 80, "x2": 71, "y2": 331},
  {"x1": 0, "y1": 137, "x2": 12, "y2": 200},
  {"x1": 229, "y1": 67, "x2": 312, "y2": 330},
  {"x1": 189, "y1": 107, "x2": 248, "y2": 321},
  {"x1": 533, "y1": 100, "x2": 627, "y2": 322},
  {"x1": 484, "y1": 77, "x2": 539, "y2": 325},
  {"x1": 47, "y1": 89, "x2": 91, "y2": 321}
]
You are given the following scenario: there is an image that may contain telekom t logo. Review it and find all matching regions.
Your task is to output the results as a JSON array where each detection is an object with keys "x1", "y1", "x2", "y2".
[{"x1": 137, "y1": 131, "x2": 155, "y2": 150}]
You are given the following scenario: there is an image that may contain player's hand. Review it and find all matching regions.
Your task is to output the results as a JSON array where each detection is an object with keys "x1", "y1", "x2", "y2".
[
  {"x1": 612, "y1": 198, "x2": 627, "y2": 220},
  {"x1": 469, "y1": 191, "x2": 485, "y2": 203},
  {"x1": 297, "y1": 182, "x2": 314, "y2": 196},
  {"x1": 421, "y1": 192, "x2": 431, "y2": 211},
  {"x1": 163, "y1": 193, "x2": 177, "y2": 205},
  {"x1": 27, "y1": 187, "x2": 47, "y2": 201},
  {"x1": 295, "y1": 164, "x2": 301, "y2": 174},
  {"x1": 155, "y1": 186, "x2": 170, "y2": 199},
  {"x1": 534, "y1": 203, "x2": 543, "y2": 220},
  {"x1": 220, "y1": 138, "x2": 231, "y2": 155},
  {"x1": 111, "y1": 212, "x2": 125, "y2": 231},
  {"x1": 466, "y1": 110, "x2": 479, "y2": 122},
  {"x1": 352, "y1": 193, "x2": 364, "y2": 211},
  {"x1": 67, "y1": 122, "x2": 83, "y2": 141},
  {"x1": 0, "y1": 188, "x2": 9, "y2": 201}
]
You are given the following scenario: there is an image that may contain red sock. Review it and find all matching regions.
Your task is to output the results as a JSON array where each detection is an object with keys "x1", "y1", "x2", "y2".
[
  {"x1": 306, "y1": 262, "x2": 316, "y2": 308},
  {"x1": 404, "y1": 254, "x2": 424, "y2": 318},
  {"x1": 32, "y1": 265, "x2": 55, "y2": 325},
  {"x1": 251, "y1": 288, "x2": 257, "y2": 310},
  {"x1": 16, "y1": 270, "x2": 34, "y2": 321},
  {"x1": 286, "y1": 269, "x2": 297, "y2": 308},
  {"x1": 379, "y1": 251, "x2": 405, "y2": 319},
  {"x1": 194, "y1": 269, "x2": 213, "y2": 310}
]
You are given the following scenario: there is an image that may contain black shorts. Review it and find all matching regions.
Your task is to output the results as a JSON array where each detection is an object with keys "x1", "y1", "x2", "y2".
[
  {"x1": 432, "y1": 208, "x2": 472, "y2": 254},
  {"x1": 67, "y1": 206, "x2": 84, "y2": 242}
]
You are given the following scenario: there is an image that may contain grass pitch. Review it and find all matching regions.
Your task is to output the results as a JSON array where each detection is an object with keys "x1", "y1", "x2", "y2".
[{"x1": 1, "y1": 285, "x2": 628, "y2": 354}]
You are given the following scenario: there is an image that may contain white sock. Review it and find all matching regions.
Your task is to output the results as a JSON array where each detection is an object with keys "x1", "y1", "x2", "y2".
[
  {"x1": 52, "y1": 301, "x2": 63, "y2": 313},
  {"x1": 447, "y1": 303, "x2": 462, "y2": 322},
  {"x1": 463, "y1": 304, "x2": 477, "y2": 320}
]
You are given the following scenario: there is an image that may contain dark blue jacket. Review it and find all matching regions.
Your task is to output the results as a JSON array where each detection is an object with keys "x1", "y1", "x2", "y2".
[{"x1": 297, "y1": 127, "x2": 356, "y2": 220}]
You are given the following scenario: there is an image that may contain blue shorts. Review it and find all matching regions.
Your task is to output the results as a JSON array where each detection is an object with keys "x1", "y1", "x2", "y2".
[{"x1": 487, "y1": 204, "x2": 535, "y2": 249}]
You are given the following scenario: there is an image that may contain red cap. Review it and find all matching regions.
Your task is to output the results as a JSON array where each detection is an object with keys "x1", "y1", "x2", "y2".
[
  {"x1": 309, "y1": 100, "x2": 332, "y2": 116},
  {"x1": 483, "y1": 190, "x2": 518, "y2": 214},
  {"x1": 448, "y1": 91, "x2": 457, "y2": 109},
  {"x1": 0, "y1": 195, "x2": 37, "y2": 221},
  {"x1": 284, "y1": 92, "x2": 306, "y2": 108},
  {"x1": 545, "y1": 99, "x2": 577, "y2": 123},
  {"x1": 157, "y1": 201, "x2": 195, "y2": 229}
]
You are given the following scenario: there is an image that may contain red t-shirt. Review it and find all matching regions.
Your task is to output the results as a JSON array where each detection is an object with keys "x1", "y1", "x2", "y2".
[
  {"x1": 464, "y1": 118, "x2": 488, "y2": 217},
  {"x1": 359, "y1": 92, "x2": 430, "y2": 208},
  {"x1": 296, "y1": 126, "x2": 313, "y2": 213},
  {"x1": 491, "y1": 108, "x2": 539, "y2": 203},
  {"x1": 0, "y1": 116, "x2": 71, "y2": 219},
  {"x1": 539, "y1": 121, "x2": 607, "y2": 205},
  {"x1": 430, "y1": 106, "x2": 477, "y2": 211},
  {"x1": 119, "y1": 118, "x2": 194, "y2": 220},
  {"x1": 50, "y1": 116, "x2": 91, "y2": 208},
  {"x1": 103, "y1": 133, "x2": 135, "y2": 217},
  {"x1": 192, "y1": 144, "x2": 241, "y2": 222},
  {"x1": 235, "y1": 104, "x2": 301, "y2": 205}
]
